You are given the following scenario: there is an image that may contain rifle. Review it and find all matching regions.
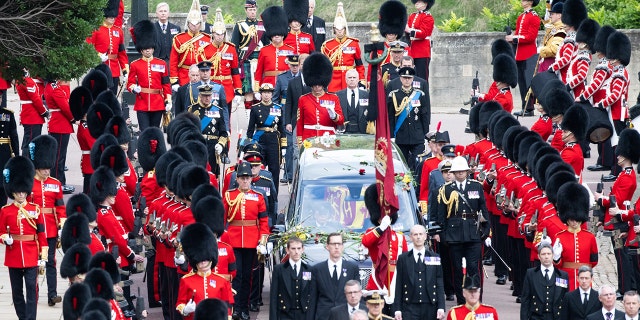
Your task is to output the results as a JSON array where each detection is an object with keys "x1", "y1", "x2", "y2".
[
  {"x1": 590, "y1": 176, "x2": 604, "y2": 234},
  {"x1": 460, "y1": 71, "x2": 480, "y2": 115},
  {"x1": 136, "y1": 287, "x2": 147, "y2": 319},
  {"x1": 603, "y1": 194, "x2": 619, "y2": 236}
]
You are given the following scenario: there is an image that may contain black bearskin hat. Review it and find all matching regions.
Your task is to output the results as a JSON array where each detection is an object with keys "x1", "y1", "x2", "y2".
[
  {"x1": 593, "y1": 25, "x2": 616, "y2": 55},
  {"x1": 70, "y1": 86, "x2": 94, "y2": 121},
  {"x1": 606, "y1": 31, "x2": 631, "y2": 66},
  {"x1": 90, "y1": 134, "x2": 119, "y2": 170},
  {"x1": 411, "y1": 0, "x2": 434, "y2": 10},
  {"x1": 535, "y1": 153, "x2": 562, "y2": 187},
  {"x1": 132, "y1": 20, "x2": 157, "y2": 52},
  {"x1": 545, "y1": 161, "x2": 575, "y2": 187},
  {"x1": 526, "y1": 141, "x2": 547, "y2": 173},
  {"x1": 60, "y1": 213, "x2": 91, "y2": 252},
  {"x1": 516, "y1": 132, "x2": 543, "y2": 169},
  {"x1": 492, "y1": 115, "x2": 519, "y2": 150},
  {"x1": 193, "y1": 195, "x2": 226, "y2": 236},
  {"x1": 545, "y1": 87, "x2": 573, "y2": 117},
  {"x1": 95, "y1": 90, "x2": 122, "y2": 117},
  {"x1": 167, "y1": 113, "x2": 200, "y2": 145},
  {"x1": 105, "y1": 116, "x2": 131, "y2": 144},
  {"x1": 82, "y1": 298, "x2": 111, "y2": 320},
  {"x1": 83, "y1": 268, "x2": 114, "y2": 300},
  {"x1": 545, "y1": 170, "x2": 577, "y2": 205},
  {"x1": 262, "y1": 6, "x2": 289, "y2": 38},
  {"x1": 561, "y1": 104, "x2": 589, "y2": 141},
  {"x1": 194, "y1": 298, "x2": 228, "y2": 320},
  {"x1": 576, "y1": 19, "x2": 600, "y2": 53},
  {"x1": 303, "y1": 53, "x2": 333, "y2": 87},
  {"x1": 557, "y1": 182, "x2": 589, "y2": 223},
  {"x1": 491, "y1": 39, "x2": 513, "y2": 63},
  {"x1": 379, "y1": 1, "x2": 407, "y2": 37},
  {"x1": 364, "y1": 183, "x2": 398, "y2": 226},
  {"x1": 468, "y1": 102, "x2": 483, "y2": 135},
  {"x1": 89, "y1": 251, "x2": 121, "y2": 284},
  {"x1": 531, "y1": 73, "x2": 562, "y2": 107},
  {"x1": 29, "y1": 134, "x2": 57, "y2": 169},
  {"x1": 99, "y1": 144, "x2": 128, "y2": 177},
  {"x1": 191, "y1": 184, "x2": 221, "y2": 210},
  {"x1": 283, "y1": 0, "x2": 309, "y2": 24},
  {"x1": 155, "y1": 151, "x2": 185, "y2": 187},
  {"x1": 181, "y1": 222, "x2": 219, "y2": 270},
  {"x1": 478, "y1": 101, "x2": 503, "y2": 136},
  {"x1": 138, "y1": 127, "x2": 167, "y2": 172},
  {"x1": 86, "y1": 103, "x2": 115, "y2": 139},
  {"x1": 183, "y1": 140, "x2": 209, "y2": 168},
  {"x1": 502, "y1": 126, "x2": 527, "y2": 162},
  {"x1": 615, "y1": 129, "x2": 640, "y2": 164},
  {"x1": 170, "y1": 146, "x2": 194, "y2": 163},
  {"x1": 82, "y1": 69, "x2": 109, "y2": 99},
  {"x1": 89, "y1": 166, "x2": 118, "y2": 204},
  {"x1": 63, "y1": 283, "x2": 91, "y2": 320},
  {"x1": 171, "y1": 125, "x2": 200, "y2": 147},
  {"x1": 83, "y1": 309, "x2": 108, "y2": 320},
  {"x1": 94, "y1": 63, "x2": 114, "y2": 91},
  {"x1": 60, "y1": 243, "x2": 92, "y2": 279},
  {"x1": 493, "y1": 53, "x2": 517, "y2": 88},
  {"x1": 176, "y1": 128, "x2": 206, "y2": 147},
  {"x1": 561, "y1": 0, "x2": 587, "y2": 29},
  {"x1": 630, "y1": 104, "x2": 640, "y2": 121},
  {"x1": 67, "y1": 193, "x2": 97, "y2": 222},
  {"x1": 3, "y1": 156, "x2": 35, "y2": 199},
  {"x1": 103, "y1": 0, "x2": 120, "y2": 17},
  {"x1": 487, "y1": 111, "x2": 509, "y2": 140},
  {"x1": 169, "y1": 162, "x2": 190, "y2": 194},
  {"x1": 177, "y1": 165, "x2": 209, "y2": 199}
]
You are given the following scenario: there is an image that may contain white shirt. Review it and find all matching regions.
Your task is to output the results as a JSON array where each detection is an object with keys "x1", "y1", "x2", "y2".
[
  {"x1": 579, "y1": 288, "x2": 590, "y2": 303},
  {"x1": 625, "y1": 315, "x2": 637, "y2": 320},
  {"x1": 290, "y1": 260, "x2": 301, "y2": 276},
  {"x1": 328, "y1": 259, "x2": 343, "y2": 280},
  {"x1": 541, "y1": 266, "x2": 554, "y2": 280},
  {"x1": 413, "y1": 248, "x2": 426, "y2": 263},
  {"x1": 457, "y1": 179, "x2": 467, "y2": 192},
  {"x1": 601, "y1": 307, "x2": 617, "y2": 320}
]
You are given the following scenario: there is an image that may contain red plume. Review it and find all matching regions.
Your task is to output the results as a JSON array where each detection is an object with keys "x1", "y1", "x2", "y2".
[
  {"x1": 113, "y1": 124, "x2": 119, "y2": 137},
  {"x1": 436, "y1": 121, "x2": 441, "y2": 132},
  {"x1": 150, "y1": 139, "x2": 158, "y2": 153}
]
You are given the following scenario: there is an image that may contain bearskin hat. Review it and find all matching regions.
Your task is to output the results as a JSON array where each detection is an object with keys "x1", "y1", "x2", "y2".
[
  {"x1": 84, "y1": 268, "x2": 114, "y2": 300},
  {"x1": 90, "y1": 134, "x2": 119, "y2": 170},
  {"x1": 138, "y1": 127, "x2": 167, "y2": 172},
  {"x1": 491, "y1": 39, "x2": 514, "y2": 63},
  {"x1": 561, "y1": 104, "x2": 589, "y2": 141},
  {"x1": 615, "y1": 129, "x2": 640, "y2": 164},
  {"x1": 29, "y1": 134, "x2": 57, "y2": 169},
  {"x1": 545, "y1": 87, "x2": 573, "y2": 117},
  {"x1": 177, "y1": 165, "x2": 209, "y2": 199},
  {"x1": 90, "y1": 166, "x2": 118, "y2": 204},
  {"x1": 493, "y1": 53, "x2": 518, "y2": 88},
  {"x1": 67, "y1": 193, "x2": 97, "y2": 222},
  {"x1": 82, "y1": 69, "x2": 109, "y2": 99},
  {"x1": 99, "y1": 145, "x2": 128, "y2": 176},
  {"x1": 82, "y1": 310, "x2": 108, "y2": 320},
  {"x1": 155, "y1": 152, "x2": 185, "y2": 187},
  {"x1": 576, "y1": 19, "x2": 600, "y2": 53},
  {"x1": 169, "y1": 162, "x2": 191, "y2": 194},
  {"x1": 561, "y1": 0, "x2": 587, "y2": 29},
  {"x1": 193, "y1": 195, "x2": 226, "y2": 236},
  {"x1": 531, "y1": 72, "x2": 561, "y2": 105},
  {"x1": 60, "y1": 243, "x2": 92, "y2": 279},
  {"x1": 63, "y1": 283, "x2": 92, "y2": 320},
  {"x1": 545, "y1": 161, "x2": 575, "y2": 185},
  {"x1": 379, "y1": 1, "x2": 407, "y2": 37},
  {"x1": 171, "y1": 146, "x2": 194, "y2": 163},
  {"x1": 411, "y1": 0, "x2": 434, "y2": 10},
  {"x1": 262, "y1": 6, "x2": 289, "y2": 39},
  {"x1": 468, "y1": 102, "x2": 483, "y2": 135},
  {"x1": 103, "y1": 0, "x2": 120, "y2": 17},
  {"x1": 303, "y1": 53, "x2": 333, "y2": 87},
  {"x1": 105, "y1": 116, "x2": 131, "y2": 145},
  {"x1": 95, "y1": 90, "x2": 122, "y2": 117},
  {"x1": 492, "y1": 115, "x2": 519, "y2": 150},
  {"x1": 545, "y1": 171, "x2": 577, "y2": 205},
  {"x1": 516, "y1": 132, "x2": 543, "y2": 169},
  {"x1": 526, "y1": 141, "x2": 548, "y2": 174},
  {"x1": 172, "y1": 125, "x2": 201, "y2": 147},
  {"x1": 182, "y1": 140, "x2": 209, "y2": 168},
  {"x1": 284, "y1": 0, "x2": 309, "y2": 24},
  {"x1": 593, "y1": 25, "x2": 616, "y2": 55},
  {"x1": 557, "y1": 182, "x2": 589, "y2": 223},
  {"x1": 478, "y1": 101, "x2": 503, "y2": 136},
  {"x1": 630, "y1": 104, "x2": 640, "y2": 121},
  {"x1": 176, "y1": 128, "x2": 206, "y2": 147},
  {"x1": 82, "y1": 298, "x2": 111, "y2": 320},
  {"x1": 60, "y1": 213, "x2": 91, "y2": 252},
  {"x1": 167, "y1": 113, "x2": 200, "y2": 145},
  {"x1": 94, "y1": 63, "x2": 114, "y2": 91},
  {"x1": 606, "y1": 31, "x2": 631, "y2": 66},
  {"x1": 132, "y1": 20, "x2": 157, "y2": 52},
  {"x1": 535, "y1": 153, "x2": 563, "y2": 187},
  {"x1": 3, "y1": 156, "x2": 35, "y2": 199},
  {"x1": 70, "y1": 86, "x2": 94, "y2": 121},
  {"x1": 502, "y1": 126, "x2": 527, "y2": 163},
  {"x1": 86, "y1": 103, "x2": 115, "y2": 139},
  {"x1": 487, "y1": 110, "x2": 509, "y2": 140},
  {"x1": 364, "y1": 183, "x2": 398, "y2": 226},
  {"x1": 89, "y1": 251, "x2": 121, "y2": 284},
  {"x1": 181, "y1": 222, "x2": 219, "y2": 270},
  {"x1": 510, "y1": 129, "x2": 537, "y2": 166},
  {"x1": 194, "y1": 298, "x2": 228, "y2": 320}
]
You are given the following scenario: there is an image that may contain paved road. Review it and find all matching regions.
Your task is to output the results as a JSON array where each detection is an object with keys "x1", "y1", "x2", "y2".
[{"x1": 0, "y1": 90, "x2": 630, "y2": 319}]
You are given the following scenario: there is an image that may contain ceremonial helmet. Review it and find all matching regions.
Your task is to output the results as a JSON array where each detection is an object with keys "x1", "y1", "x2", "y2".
[
  {"x1": 212, "y1": 8, "x2": 226, "y2": 35},
  {"x1": 186, "y1": 0, "x2": 203, "y2": 27},
  {"x1": 333, "y1": 2, "x2": 349, "y2": 35}
]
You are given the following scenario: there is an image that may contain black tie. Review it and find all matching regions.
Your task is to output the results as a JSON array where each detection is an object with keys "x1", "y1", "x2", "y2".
[
  {"x1": 583, "y1": 293, "x2": 588, "y2": 305},
  {"x1": 332, "y1": 265, "x2": 338, "y2": 282},
  {"x1": 458, "y1": 183, "x2": 464, "y2": 192},
  {"x1": 544, "y1": 268, "x2": 549, "y2": 280},
  {"x1": 417, "y1": 252, "x2": 422, "y2": 264},
  {"x1": 351, "y1": 307, "x2": 357, "y2": 314},
  {"x1": 307, "y1": 17, "x2": 312, "y2": 28},
  {"x1": 350, "y1": 90, "x2": 356, "y2": 108},
  {"x1": 293, "y1": 263, "x2": 297, "y2": 276},
  {"x1": 162, "y1": 23, "x2": 166, "y2": 32}
]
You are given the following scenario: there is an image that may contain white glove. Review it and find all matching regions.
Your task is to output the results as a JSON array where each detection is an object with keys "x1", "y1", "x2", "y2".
[
  {"x1": 257, "y1": 245, "x2": 267, "y2": 255},
  {"x1": 165, "y1": 102, "x2": 173, "y2": 112},
  {"x1": 539, "y1": 235, "x2": 552, "y2": 247},
  {"x1": 327, "y1": 108, "x2": 337, "y2": 120},
  {"x1": 232, "y1": 95, "x2": 244, "y2": 106},
  {"x1": 38, "y1": 260, "x2": 46, "y2": 267},
  {"x1": 183, "y1": 299, "x2": 196, "y2": 316},
  {"x1": 132, "y1": 85, "x2": 142, "y2": 93},
  {"x1": 58, "y1": 229, "x2": 62, "y2": 238},
  {"x1": 254, "y1": 92, "x2": 261, "y2": 101},
  {"x1": 266, "y1": 242, "x2": 273, "y2": 254},
  {"x1": 484, "y1": 237, "x2": 492, "y2": 247},
  {"x1": 4, "y1": 236, "x2": 13, "y2": 246},
  {"x1": 379, "y1": 215, "x2": 391, "y2": 231},
  {"x1": 281, "y1": 149, "x2": 286, "y2": 156},
  {"x1": 215, "y1": 143, "x2": 223, "y2": 155},
  {"x1": 174, "y1": 255, "x2": 185, "y2": 265},
  {"x1": 99, "y1": 53, "x2": 108, "y2": 62},
  {"x1": 171, "y1": 84, "x2": 179, "y2": 92},
  {"x1": 552, "y1": 238, "x2": 563, "y2": 261}
]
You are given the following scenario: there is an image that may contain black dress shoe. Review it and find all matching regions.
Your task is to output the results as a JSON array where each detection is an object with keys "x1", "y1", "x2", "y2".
[
  {"x1": 516, "y1": 297, "x2": 522, "y2": 303},
  {"x1": 510, "y1": 283, "x2": 514, "y2": 290},
  {"x1": 584, "y1": 150, "x2": 591, "y2": 158},
  {"x1": 446, "y1": 294, "x2": 455, "y2": 301},
  {"x1": 514, "y1": 110, "x2": 534, "y2": 117},
  {"x1": 249, "y1": 304, "x2": 260, "y2": 312},
  {"x1": 483, "y1": 257, "x2": 493, "y2": 266},
  {"x1": 148, "y1": 301, "x2": 162, "y2": 308},
  {"x1": 240, "y1": 311, "x2": 251, "y2": 320},
  {"x1": 587, "y1": 164, "x2": 611, "y2": 171},
  {"x1": 602, "y1": 174, "x2": 617, "y2": 182},
  {"x1": 64, "y1": 166, "x2": 69, "y2": 171},
  {"x1": 496, "y1": 275, "x2": 507, "y2": 285},
  {"x1": 48, "y1": 295, "x2": 62, "y2": 306}
]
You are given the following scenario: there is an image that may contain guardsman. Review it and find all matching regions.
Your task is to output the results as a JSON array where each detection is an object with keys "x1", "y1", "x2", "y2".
[
  {"x1": 15, "y1": 69, "x2": 48, "y2": 157},
  {"x1": 406, "y1": 0, "x2": 435, "y2": 81},
  {"x1": 83, "y1": 268, "x2": 128, "y2": 320},
  {"x1": 283, "y1": 0, "x2": 315, "y2": 55},
  {"x1": 246, "y1": 83, "x2": 286, "y2": 192},
  {"x1": 0, "y1": 156, "x2": 48, "y2": 320},
  {"x1": 296, "y1": 53, "x2": 344, "y2": 142},
  {"x1": 65, "y1": 193, "x2": 105, "y2": 255},
  {"x1": 222, "y1": 162, "x2": 270, "y2": 320},
  {"x1": 188, "y1": 84, "x2": 229, "y2": 176},
  {"x1": 380, "y1": 42, "x2": 409, "y2": 87},
  {"x1": 0, "y1": 92, "x2": 20, "y2": 206},
  {"x1": 548, "y1": 0, "x2": 587, "y2": 83},
  {"x1": 369, "y1": 1, "x2": 408, "y2": 85},
  {"x1": 435, "y1": 156, "x2": 490, "y2": 305},
  {"x1": 559, "y1": 105, "x2": 588, "y2": 177},
  {"x1": 231, "y1": 0, "x2": 265, "y2": 109},
  {"x1": 475, "y1": 53, "x2": 517, "y2": 113},
  {"x1": 447, "y1": 275, "x2": 499, "y2": 320},
  {"x1": 104, "y1": 116, "x2": 137, "y2": 197},
  {"x1": 176, "y1": 223, "x2": 234, "y2": 319},
  {"x1": 254, "y1": 6, "x2": 294, "y2": 89},
  {"x1": 44, "y1": 79, "x2": 74, "y2": 194},
  {"x1": 69, "y1": 86, "x2": 95, "y2": 194},
  {"x1": 209, "y1": 8, "x2": 243, "y2": 117},
  {"x1": 128, "y1": 19, "x2": 172, "y2": 131},
  {"x1": 87, "y1": 0, "x2": 129, "y2": 93},
  {"x1": 321, "y1": 3, "x2": 365, "y2": 92},
  {"x1": 169, "y1": 0, "x2": 215, "y2": 87},
  {"x1": 99, "y1": 145, "x2": 135, "y2": 233},
  {"x1": 27, "y1": 135, "x2": 66, "y2": 306},
  {"x1": 387, "y1": 67, "x2": 430, "y2": 170},
  {"x1": 537, "y1": 2, "x2": 566, "y2": 72},
  {"x1": 566, "y1": 19, "x2": 598, "y2": 100}
]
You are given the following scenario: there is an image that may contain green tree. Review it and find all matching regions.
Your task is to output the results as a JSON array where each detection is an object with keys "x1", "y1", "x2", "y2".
[{"x1": 0, "y1": 0, "x2": 105, "y2": 81}]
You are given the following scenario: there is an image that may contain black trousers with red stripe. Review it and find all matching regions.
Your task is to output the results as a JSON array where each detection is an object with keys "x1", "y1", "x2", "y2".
[
  {"x1": 21, "y1": 124, "x2": 42, "y2": 158},
  {"x1": 233, "y1": 248, "x2": 259, "y2": 313},
  {"x1": 9, "y1": 266, "x2": 38, "y2": 320},
  {"x1": 49, "y1": 133, "x2": 69, "y2": 185}
]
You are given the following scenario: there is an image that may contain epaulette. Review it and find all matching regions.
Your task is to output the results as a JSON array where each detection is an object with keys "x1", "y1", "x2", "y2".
[
  {"x1": 219, "y1": 240, "x2": 232, "y2": 247},
  {"x1": 146, "y1": 170, "x2": 155, "y2": 178},
  {"x1": 182, "y1": 271, "x2": 197, "y2": 278},
  {"x1": 389, "y1": 89, "x2": 399, "y2": 97},
  {"x1": 48, "y1": 177, "x2": 61, "y2": 183},
  {"x1": 450, "y1": 304, "x2": 465, "y2": 310},
  {"x1": 1, "y1": 203, "x2": 11, "y2": 209},
  {"x1": 259, "y1": 174, "x2": 272, "y2": 182},
  {"x1": 347, "y1": 36, "x2": 360, "y2": 42},
  {"x1": 225, "y1": 41, "x2": 236, "y2": 47},
  {"x1": 625, "y1": 167, "x2": 633, "y2": 174},
  {"x1": 99, "y1": 208, "x2": 109, "y2": 214},
  {"x1": 131, "y1": 58, "x2": 143, "y2": 64},
  {"x1": 469, "y1": 179, "x2": 480, "y2": 183},
  {"x1": 481, "y1": 303, "x2": 495, "y2": 308}
]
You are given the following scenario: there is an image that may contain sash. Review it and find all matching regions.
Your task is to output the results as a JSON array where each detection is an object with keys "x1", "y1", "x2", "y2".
[
  {"x1": 240, "y1": 21, "x2": 265, "y2": 63},
  {"x1": 327, "y1": 39, "x2": 353, "y2": 65},
  {"x1": 200, "y1": 105, "x2": 221, "y2": 131},
  {"x1": 393, "y1": 90, "x2": 421, "y2": 136},
  {"x1": 252, "y1": 105, "x2": 279, "y2": 142}
]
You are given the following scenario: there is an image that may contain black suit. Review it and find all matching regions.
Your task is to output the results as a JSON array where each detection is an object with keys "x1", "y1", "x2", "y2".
[
  {"x1": 173, "y1": 82, "x2": 200, "y2": 115},
  {"x1": 585, "y1": 309, "x2": 625, "y2": 320},
  {"x1": 312, "y1": 259, "x2": 360, "y2": 320},
  {"x1": 270, "y1": 261, "x2": 316, "y2": 320},
  {"x1": 336, "y1": 88, "x2": 369, "y2": 134},
  {"x1": 393, "y1": 249, "x2": 445, "y2": 319},
  {"x1": 328, "y1": 302, "x2": 367, "y2": 320},
  {"x1": 153, "y1": 21, "x2": 181, "y2": 68},
  {"x1": 521, "y1": 266, "x2": 570, "y2": 320},
  {"x1": 284, "y1": 76, "x2": 311, "y2": 128},
  {"x1": 301, "y1": 15, "x2": 326, "y2": 53},
  {"x1": 560, "y1": 288, "x2": 602, "y2": 320}
]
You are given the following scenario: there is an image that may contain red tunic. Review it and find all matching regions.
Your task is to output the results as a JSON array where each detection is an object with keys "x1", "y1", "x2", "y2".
[
  {"x1": 222, "y1": 188, "x2": 269, "y2": 248},
  {"x1": 96, "y1": 205, "x2": 134, "y2": 268},
  {"x1": 123, "y1": 159, "x2": 137, "y2": 197},
  {"x1": 418, "y1": 156, "x2": 442, "y2": 203},
  {"x1": 550, "y1": 33, "x2": 577, "y2": 83},
  {"x1": 29, "y1": 177, "x2": 66, "y2": 238},
  {"x1": 598, "y1": 65, "x2": 629, "y2": 122},
  {"x1": 581, "y1": 59, "x2": 612, "y2": 102},
  {"x1": 87, "y1": 24, "x2": 128, "y2": 77},
  {"x1": 140, "y1": 171, "x2": 164, "y2": 201},
  {"x1": 255, "y1": 43, "x2": 294, "y2": 87},
  {"x1": 0, "y1": 202, "x2": 48, "y2": 268},
  {"x1": 550, "y1": 129, "x2": 564, "y2": 152},
  {"x1": 77, "y1": 121, "x2": 96, "y2": 175},
  {"x1": 513, "y1": 9, "x2": 540, "y2": 61},
  {"x1": 127, "y1": 57, "x2": 171, "y2": 112},
  {"x1": 15, "y1": 77, "x2": 47, "y2": 125},
  {"x1": 295, "y1": 92, "x2": 344, "y2": 142},
  {"x1": 479, "y1": 85, "x2": 514, "y2": 113},
  {"x1": 447, "y1": 303, "x2": 499, "y2": 320},
  {"x1": 601, "y1": 167, "x2": 636, "y2": 230},
  {"x1": 283, "y1": 31, "x2": 315, "y2": 55},
  {"x1": 113, "y1": 185, "x2": 134, "y2": 233},
  {"x1": 321, "y1": 37, "x2": 365, "y2": 92},
  {"x1": 88, "y1": 232, "x2": 106, "y2": 255},
  {"x1": 361, "y1": 227, "x2": 407, "y2": 302},
  {"x1": 530, "y1": 115, "x2": 553, "y2": 141},
  {"x1": 175, "y1": 271, "x2": 234, "y2": 319},
  {"x1": 170, "y1": 31, "x2": 215, "y2": 85},
  {"x1": 553, "y1": 229, "x2": 598, "y2": 291},
  {"x1": 44, "y1": 82, "x2": 74, "y2": 134},
  {"x1": 215, "y1": 239, "x2": 237, "y2": 280},
  {"x1": 160, "y1": 201, "x2": 183, "y2": 269},
  {"x1": 407, "y1": 11, "x2": 434, "y2": 59},
  {"x1": 209, "y1": 41, "x2": 242, "y2": 104},
  {"x1": 560, "y1": 142, "x2": 583, "y2": 177},
  {"x1": 566, "y1": 50, "x2": 591, "y2": 99}
]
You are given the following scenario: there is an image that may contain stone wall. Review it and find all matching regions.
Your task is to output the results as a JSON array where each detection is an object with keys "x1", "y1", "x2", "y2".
[{"x1": 156, "y1": 14, "x2": 640, "y2": 110}]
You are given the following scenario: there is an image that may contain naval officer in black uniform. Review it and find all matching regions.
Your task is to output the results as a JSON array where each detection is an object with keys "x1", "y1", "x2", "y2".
[{"x1": 187, "y1": 84, "x2": 228, "y2": 175}]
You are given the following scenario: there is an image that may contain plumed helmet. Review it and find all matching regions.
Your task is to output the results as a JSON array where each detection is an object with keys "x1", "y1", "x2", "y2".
[
  {"x1": 82, "y1": 69, "x2": 109, "y2": 99},
  {"x1": 561, "y1": 104, "x2": 589, "y2": 141},
  {"x1": 186, "y1": 0, "x2": 203, "y2": 26},
  {"x1": 70, "y1": 86, "x2": 94, "y2": 121},
  {"x1": 83, "y1": 268, "x2": 114, "y2": 300},
  {"x1": 181, "y1": 222, "x2": 219, "y2": 270},
  {"x1": 194, "y1": 298, "x2": 229, "y2": 320},
  {"x1": 332, "y1": 2, "x2": 349, "y2": 31},
  {"x1": 3, "y1": 156, "x2": 35, "y2": 199},
  {"x1": 561, "y1": 0, "x2": 587, "y2": 29},
  {"x1": 105, "y1": 116, "x2": 131, "y2": 144},
  {"x1": 193, "y1": 195, "x2": 226, "y2": 236},
  {"x1": 66, "y1": 193, "x2": 97, "y2": 222},
  {"x1": 212, "y1": 8, "x2": 226, "y2": 34},
  {"x1": 593, "y1": 25, "x2": 616, "y2": 55},
  {"x1": 557, "y1": 182, "x2": 589, "y2": 223},
  {"x1": 95, "y1": 90, "x2": 122, "y2": 117},
  {"x1": 284, "y1": 0, "x2": 309, "y2": 24},
  {"x1": 89, "y1": 166, "x2": 118, "y2": 204},
  {"x1": 137, "y1": 127, "x2": 167, "y2": 172},
  {"x1": 60, "y1": 213, "x2": 91, "y2": 252},
  {"x1": 545, "y1": 170, "x2": 577, "y2": 205},
  {"x1": 303, "y1": 53, "x2": 333, "y2": 87},
  {"x1": 606, "y1": 31, "x2": 631, "y2": 66},
  {"x1": 378, "y1": 1, "x2": 407, "y2": 38},
  {"x1": 491, "y1": 39, "x2": 514, "y2": 63},
  {"x1": 89, "y1": 251, "x2": 121, "y2": 284},
  {"x1": 90, "y1": 134, "x2": 119, "y2": 170},
  {"x1": 29, "y1": 134, "x2": 57, "y2": 169},
  {"x1": 493, "y1": 53, "x2": 518, "y2": 88},
  {"x1": 364, "y1": 183, "x2": 398, "y2": 226},
  {"x1": 86, "y1": 103, "x2": 115, "y2": 139},
  {"x1": 63, "y1": 283, "x2": 92, "y2": 320},
  {"x1": 262, "y1": 6, "x2": 289, "y2": 39},
  {"x1": 60, "y1": 243, "x2": 92, "y2": 279},
  {"x1": 615, "y1": 129, "x2": 640, "y2": 164},
  {"x1": 99, "y1": 145, "x2": 128, "y2": 177},
  {"x1": 132, "y1": 20, "x2": 157, "y2": 52}
]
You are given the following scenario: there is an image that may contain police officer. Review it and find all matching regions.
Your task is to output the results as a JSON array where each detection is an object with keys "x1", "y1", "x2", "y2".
[
  {"x1": 188, "y1": 84, "x2": 229, "y2": 176},
  {"x1": 247, "y1": 83, "x2": 286, "y2": 192},
  {"x1": 435, "y1": 156, "x2": 490, "y2": 305},
  {"x1": 231, "y1": 0, "x2": 265, "y2": 109}
]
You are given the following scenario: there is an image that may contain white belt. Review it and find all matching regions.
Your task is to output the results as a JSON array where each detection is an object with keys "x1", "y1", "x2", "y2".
[
  {"x1": 81, "y1": 151, "x2": 91, "y2": 154},
  {"x1": 49, "y1": 109, "x2": 60, "y2": 112},
  {"x1": 410, "y1": 36, "x2": 431, "y2": 41},
  {"x1": 304, "y1": 124, "x2": 336, "y2": 132},
  {"x1": 19, "y1": 100, "x2": 33, "y2": 104}
]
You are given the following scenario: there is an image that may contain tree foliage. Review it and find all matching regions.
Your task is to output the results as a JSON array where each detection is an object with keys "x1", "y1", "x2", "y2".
[{"x1": 0, "y1": 0, "x2": 105, "y2": 81}]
